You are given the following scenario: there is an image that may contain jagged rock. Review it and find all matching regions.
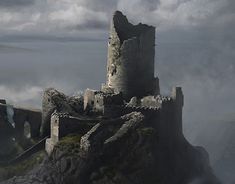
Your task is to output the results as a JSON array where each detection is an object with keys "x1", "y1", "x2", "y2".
[
  {"x1": 67, "y1": 96, "x2": 84, "y2": 114},
  {"x1": 104, "y1": 112, "x2": 144, "y2": 144},
  {"x1": 47, "y1": 112, "x2": 156, "y2": 184},
  {"x1": 80, "y1": 123, "x2": 101, "y2": 155},
  {"x1": 41, "y1": 88, "x2": 83, "y2": 137},
  {"x1": 1, "y1": 11, "x2": 221, "y2": 184},
  {"x1": 126, "y1": 97, "x2": 138, "y2": 107},
  {"x1": 1, "y1": 112, "x2": 220, "y2": 184}
]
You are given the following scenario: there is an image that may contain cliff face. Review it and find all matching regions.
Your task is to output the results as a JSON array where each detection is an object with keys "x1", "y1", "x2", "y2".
[
  {"x1": 186, "y1": 115, "x2": 235, "y2": 184},
  {"x1": 1, "y1": 110, "x2": 219, "y2": 184},
  {"x1": 41, "y1": 88, "x2": 83, "y2": 137},
  {"x1": 47, "y1": 112, "x2": 218, "y2": 184},
  {"x1": 1, "y1": 11, "x2": 220, "y2": 184}
]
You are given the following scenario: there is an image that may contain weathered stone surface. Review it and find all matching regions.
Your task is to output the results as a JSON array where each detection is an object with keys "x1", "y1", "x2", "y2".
[
  {"x1": 67, "y1": 95, "x2": 84, "y2": 114},
  {"x1": 41, "y1": 88, "x2": 83, "y2": 137},
  {"x1": 1, "y1": 111, "x2": 219, "y2": 184},
  {"x1": 0, "y1": 11, "x2": 220, "y2": 184},
  {"x1": 0, "y1": 102, "x2": 42, "y2": 161},
  {"x1": 127, "y1": 96, "x2": 138, "y2": 106},
  {"x1": 80, "y1": 123, "x2": 101, "y2": 155},
  {"x1": 104, "y1": 112, "x2": 144, "y2": 144},
  {"x1": 46, "y1": 112, "x2": 96, "y2": 155},
  {"x1": 106, "y1": 11, "x2": 159, "y2": 99},
  {"x1": 13, "y1": 107, "x2": 42, "y2": 140}
]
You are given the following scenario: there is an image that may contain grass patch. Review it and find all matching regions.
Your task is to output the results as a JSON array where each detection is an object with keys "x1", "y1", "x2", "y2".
[
  {"x1": 138, "y1": 127, "x2": 155, "y2": 136},
  {"x1": 54, "y1": 134, "x2": 82, "y2": 156},
  {"x1": 0, "y1": 151, "x2": 45, "y2": 181},
  {"x1": 59, "y1": 134, "x2": 82, "y2": 145}
]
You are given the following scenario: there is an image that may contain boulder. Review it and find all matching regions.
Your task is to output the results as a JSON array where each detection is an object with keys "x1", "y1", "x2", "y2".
[
  {"x1": 41, "y1": 88, "x2": 83, "y2": 137},
  {"x1": 1, "y1": 112, "x2": 220, "y2": 184}
]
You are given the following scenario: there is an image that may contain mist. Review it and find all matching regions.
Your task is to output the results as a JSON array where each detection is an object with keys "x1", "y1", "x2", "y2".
[
  {"x1": 0, "y1": 0, "x2": 234, "y2": 183},
  {"x1": 0, "y1": 31, "x2": 234, "y2": 183}
]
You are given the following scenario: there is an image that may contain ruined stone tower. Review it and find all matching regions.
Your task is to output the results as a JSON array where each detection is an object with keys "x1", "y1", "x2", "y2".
[
  {"x1": 46, "y1": 11, "x2": 184, "y2": 160},
  {"x1": 105, "y1": 11, "x2": 159, "y2": 99}
]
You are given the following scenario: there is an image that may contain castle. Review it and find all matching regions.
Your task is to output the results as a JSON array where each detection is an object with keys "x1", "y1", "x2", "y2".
[
  {"x1": 0, "y1": 99, "x2": 41, "y2": 142},
  {"x1": 45, "y1": 11, "x2": 184, "y2": 155},
  {"x1": 1, "y1": 11, "x2": 220, "y2": 184}
]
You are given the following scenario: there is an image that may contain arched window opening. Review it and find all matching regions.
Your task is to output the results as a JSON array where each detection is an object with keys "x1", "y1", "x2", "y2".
[{"x1": 24, "y1": 121, "x2": 31, "y2": 139}]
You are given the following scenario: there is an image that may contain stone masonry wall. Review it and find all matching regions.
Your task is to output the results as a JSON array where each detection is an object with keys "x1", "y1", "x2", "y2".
[
  {"x1": 106, "y1": 11, "x2": 158, "y2": 99},
  {"x1": 46, "y1": 112, "x2": 98, "y2": 154},
  {"x1": 0, "y1": 103, "x2": 42, "y2": 140}
]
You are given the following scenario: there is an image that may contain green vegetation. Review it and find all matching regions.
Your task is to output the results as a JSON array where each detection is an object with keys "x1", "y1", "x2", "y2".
[
  {"x1": 58, "y1": 134, "x2": 81, "y2": 145},
  {"x1": 54, "y1": 134, "x2": 82, "y2": 156},
  {"x1": 0, "y1": 151, "x2": 45, "y2": 181},
  {"x1": 138, "y1": 127, "x2": 155, "y2": 137},
  {"x1": 101, "y1": 166, "x2": 117, "y2": 179},
  {"x1": 0, "y1": 139, "x2": 24, "y2": 162}
]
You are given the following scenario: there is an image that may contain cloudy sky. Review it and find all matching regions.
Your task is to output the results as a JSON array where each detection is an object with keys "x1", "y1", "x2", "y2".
[
  {"x1": 0, "y1": 0, "x2": 234, "y2": 102},
  {"x1": 0, "y1": 0, "x2": 234, "y2": 35},
  {"x1": 0, "y1": 0, "x2": 235, "y2": 182},
  {"x1": 0, "y1": 0, "x2": 234, "y2": 120}
]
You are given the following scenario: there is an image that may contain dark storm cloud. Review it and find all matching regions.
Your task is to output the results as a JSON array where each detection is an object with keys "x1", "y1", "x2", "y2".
[
  {"x1": 80, "y1": 0, "x2": 117, "y2": 11},
  {"x1": 81, "y1": 0, "x2": 160, "y2": 12},
  {"x1": 154, "y1": 6, "x2": 235, "y2": 180},
  {"x1": 75, "y1": 22, "x2": 107, "y2": 30},
  {"x1": 140, "y1": 0, "x2": 160, "y2": 11},
  {"x1": 69, "y1": 0, "x2": 160, "y2": 30},
  {"x1": 0, "y1": 0, "x2": 234, "y2": 34},
  {"x1": 0, "y1": 0, "x2": 35, "y2": 8},
  {"x1": 0, "y1": 0, "x2": 234, "y2": 111},
  {"x1": 0, "y1": 40, "x2": 107, "y2": 108},
  {"x1": 0, "y1": 1, "x2": 235, "y2": 182}
]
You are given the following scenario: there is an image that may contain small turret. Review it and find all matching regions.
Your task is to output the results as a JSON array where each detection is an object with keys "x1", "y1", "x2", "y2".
[{"x1": 171, "y1": 87, "x2": 184, "y2": 134}]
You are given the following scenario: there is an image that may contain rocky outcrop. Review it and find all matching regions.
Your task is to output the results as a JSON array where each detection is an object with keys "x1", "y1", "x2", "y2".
[
  {"x1": 41, "y1": 88, "x2": 83, "y2": 137},
  {"x1": 0, "y1": 11, "x2": 220, "y2": 184},
  {"x1": 1, "y1": 112, "x2": 220, "y2": 184}
]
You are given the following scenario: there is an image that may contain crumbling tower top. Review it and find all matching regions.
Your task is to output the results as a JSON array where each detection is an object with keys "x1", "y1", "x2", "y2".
[{"x1": 105, "y1": 11, "x2": 159, "y2": 99}]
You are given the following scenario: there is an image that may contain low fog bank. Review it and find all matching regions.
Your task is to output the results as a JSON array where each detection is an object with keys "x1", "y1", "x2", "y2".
[
  {"x1": 0, "y1": 40, "x2": 107, "y2": 108},
  {"x1": 0, "y1": 31, "x2": 234, "y2": 183},
  {"x1": 156, "y1": 29, "x2": 235, "y2": 184}
]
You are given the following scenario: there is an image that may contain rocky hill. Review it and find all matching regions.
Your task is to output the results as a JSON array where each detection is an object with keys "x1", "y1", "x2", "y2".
[
  {"x1": 186, "y1": 115, "x2": 235, "y2": 184},
  {"x1": 1, "y1": 110, "x2": 219, "y2": 184},
  {"x1": 0, "y1": 11, "x2": 221, "y2": 184}
]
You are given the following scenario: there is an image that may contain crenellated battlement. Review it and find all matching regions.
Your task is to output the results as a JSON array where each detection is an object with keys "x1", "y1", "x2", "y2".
[
  {"x1": 45, "y1": 111, "x2": 98, "y2": 154},
  {"x1": 51, "y1": 111, "x2": 70, "y2": 118},
  {"x1": 123, "y1": 105, "x2": 161, "y2": 115},
  {"x1": 44, "y1": 11, "x2": 184, "y2": 156}
]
